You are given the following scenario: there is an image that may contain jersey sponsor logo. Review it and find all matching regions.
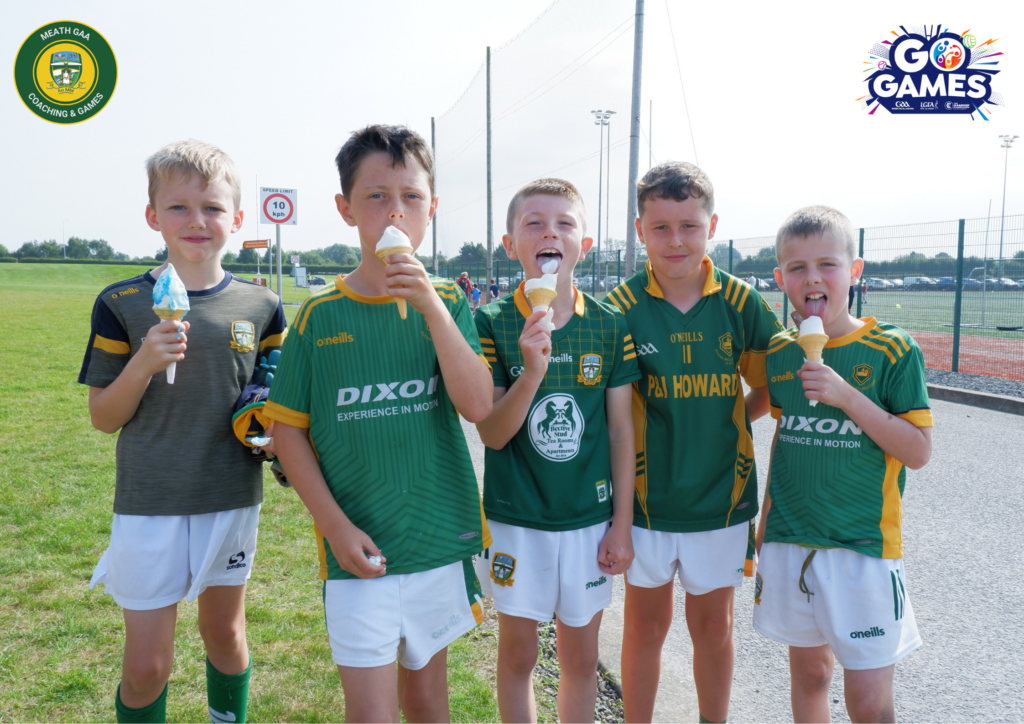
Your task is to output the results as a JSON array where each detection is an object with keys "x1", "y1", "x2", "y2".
[
  {"x1": 670, "y1": 331, "x2": 703, "y2": 343},
  {"x1": 551, "y1": 353, "x2": 574, "y2": 363},
  {"x1": 509, "y1": 354, "x2": 573, "y2": 378},
  {"x1": 491, "y1": 553, "x2": 516, "y2": 587},
  {"x1": 779, "y1": 415, "x2": 862, "y2": 435},
  {"x1": 716, "y1": 332, "x2": 734, "y2": 363},
  {"x1": 432, "y1": 612, "x2": 464, "y2": 639},
  {"x1": 635, "y1": 343, "x2": 659, "y2": 355},
  {"x1": 754, "y1": 572, "x2": 763, "y2": 605},
  {"x1": 850, "y1": 363, "x2": 875, "y2": 389},
  {"x1": 647, "y1": 373, "x2": 739, "y2": 399},
  {"x1": 529, "y1": 393, "x2": 585, "y2": 461},
  {"x1": 771, "y1": 371, "x2": 795, "y2": 383},
  {"x1": 595, "y1": 479, "x2": 608, "y2": 502},
  {"x1": 578, "y1": 354, "x2": 603, "y2": 386},
  {"x1": 316, "y1": 331, "x2": 354, "y2": 346},
  {"x1": 585, "y1": 575, "x2": 608, "y2": 590},
  {"x1": 110, "y1": 287, "x2": 140, "y2": 299},
  {"x1": 337, "y1": 376, "x2": 439, "y2": 405},
  {"x1": 229, "y1": 321, "x2": 255, "y2": 353},
  {"x1": 849, "y1": 626, "x2": 886, "y2": 639},
  {"x1": 226, "y1": 551, "x2": 247, "y2": 570}
]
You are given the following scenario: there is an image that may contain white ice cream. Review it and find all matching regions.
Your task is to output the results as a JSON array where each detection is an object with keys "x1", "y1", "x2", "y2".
[
  {"x1": 799, "y1": 315, "x2": 825, "y2": 336},
  {"x1": 540, "y1": 258, "x2": 559, "y2": 275},
  {"x1": 153, "y1": 264, "x2": 189, "y2": 312},
  {"x1": 375, "y1": 226, "x2": 412, "y2": 254},
  {"x1": 524, "y1": 273, "x2": 558, "y2": 296}
]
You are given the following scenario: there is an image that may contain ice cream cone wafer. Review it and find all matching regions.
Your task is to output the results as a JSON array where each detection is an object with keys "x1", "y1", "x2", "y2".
[
  {"x1": 375, "y1": 227, "x2": 414, "y2": 319},
  {"x1": 152, "y1": 307, "x2": 189, "y2": 323},
  {"x1": 525, "y1": 287, "x2": 557, "y2": 309},
  {"x1": 796, "y1": 333, "x2": 828, "y2": 362}
]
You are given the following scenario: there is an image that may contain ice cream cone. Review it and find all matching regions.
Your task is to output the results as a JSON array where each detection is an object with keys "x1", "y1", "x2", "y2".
[
  {"x1": 796, "y1": 333, "x2": 828, "y2": 362},
  {"x1": 525, "y1": 287, "x2": 557, "y2": 309},
  {"x1": 152, "y1": 307, "x2": 188, "y2": 323},
  {"x1": 375, "y1": 227, "x2": 415, "y2": 320}
]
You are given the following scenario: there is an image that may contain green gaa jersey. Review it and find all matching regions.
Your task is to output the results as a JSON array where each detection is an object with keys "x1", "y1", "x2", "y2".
[
  {"x1": 476, "y1": 284, "x2": 642, "y2": 531},
  {"x1": 265, "y1": 275, "x2": 492, "y2": 580},
  {"x1": 765, "y1": 319, "x2": 933, "y2": 559},
  {"x1": 607, "y1": 258, "x2": 784, "y2": 533}
]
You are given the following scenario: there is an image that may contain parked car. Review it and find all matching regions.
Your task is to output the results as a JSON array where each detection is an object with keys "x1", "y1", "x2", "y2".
[
  {"x1": 308, "y1": 276, "x2": 326, "y2": 287},
  {"x1": 904, "y1": 276, "x2": 937, "y2": 290},
  {"x1": 498, "y1": 277, "x2": 510, "y2": 291},
  {"x1": 603, "y1": 276, "x2": 623, "y2": 289},
  {"x1": 934, "y1": 276, "x2": 956, "y2": 291},
  {"x1": 890, "y1": 279, "x2": 903, "y2": 288},
  {"x1": 995, "y1": 278, "x2": 1020, "y2": 291},
  {"x1": 762, "y1": 277, "x2": 780, "y2": 291},
  {"x1": 962, "y1": 279, "x2": 983, "y2": 291},
  {"x1": 865, "y1": 278, "x2": 894, "y2": 290}
]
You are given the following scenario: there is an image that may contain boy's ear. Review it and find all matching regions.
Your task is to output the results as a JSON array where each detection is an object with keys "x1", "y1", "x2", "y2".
[
  {"x1": 773, "y1": 266, "x2": 785, "y2": 289},
  {"x1": 335, "y1": 194, "x2": 358, "y2": 228},
  {"x1": 580, "y1": 236, "x2": 594, "y2": 258},
  {"x1": 232, "y1": 209, "x2": 244, "y2": 234},
  {"x1": 145, "y1": 204, "x2": 160, "y2": 232},
  {"x1": 851, "y1": 257, "x2": 864, "y2": 281},
  {"x1": 502, "y1": 234, "x2": 518, "y2": 260},
  {"x1": 429, "y1": 195, "x2": 439, "y2": 222},
  {"x1": 634, "y1": 217, "x2": 644, "y2": 245},
  {"x1": 708, "y1": 213, "x2": 719, "y2": 240}
]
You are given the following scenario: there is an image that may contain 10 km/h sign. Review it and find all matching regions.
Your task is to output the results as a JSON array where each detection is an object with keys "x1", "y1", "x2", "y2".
[{"x1": 260, "y1": 187, "x2": 297, "y2": 225}]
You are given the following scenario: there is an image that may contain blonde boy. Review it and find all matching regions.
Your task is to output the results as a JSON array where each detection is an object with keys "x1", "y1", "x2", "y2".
[
  {"x1": 756, "y1": 205, "x2": 933, "y2": 723},
  {"x1": 474, "y1": 178, "x2": 640, "y2": 723},
  {"x1": 81, "y1": 140, "x2": 287, "y2": 723},
  {"x1": 266, "y1": 125, "x2": 493, "y2": 723},
  {"x1": 607, "y1": 162, "x2": 783, "y2": 723}
]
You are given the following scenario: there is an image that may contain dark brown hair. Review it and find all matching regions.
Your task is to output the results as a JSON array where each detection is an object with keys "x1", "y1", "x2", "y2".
[
  {"x1": 636, "y1": 161, "x2": 714, "y2": 218},
  {"x1": 335, "y1": 125, "x2": 434, "y2": 198}
]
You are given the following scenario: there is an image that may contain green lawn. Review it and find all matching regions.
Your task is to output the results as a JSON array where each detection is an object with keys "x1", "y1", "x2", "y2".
[{"x1": 0, "y1": 263, "x2": 498, "y2": 722}]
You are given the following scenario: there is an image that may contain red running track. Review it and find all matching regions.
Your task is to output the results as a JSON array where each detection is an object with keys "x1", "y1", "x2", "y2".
[{"x1": 908, "y1": 329, "x2": 1024, "y2": 381}]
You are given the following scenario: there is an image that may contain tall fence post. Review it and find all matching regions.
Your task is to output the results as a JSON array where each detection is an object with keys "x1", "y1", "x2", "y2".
[
  {"x1": 617, "y1": 250, "x2": 622, "y2": 284},
  {"x1": 728, "y1": 240, "x2": 733, "y2": 275},
  {"x1": 951, "y1": 218, "x2": 966, "y2": 372},
  {"x1": 856, "y1": 228, "x2": 864, "y2": 318},
  {"x1": 782, "y1": 294, "x2": 789, "y2": 328}
]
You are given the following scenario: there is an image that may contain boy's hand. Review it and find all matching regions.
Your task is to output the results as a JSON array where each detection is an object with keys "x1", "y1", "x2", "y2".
[
  {"x1": 382, "y1": 253, "x2": 442, "y2": 316},
  {"x1": 325, "y1": 518, "x2": 387, "y2": 579},
  {"x1": 136, "y1": 319, "x2": 190, "y2": 377},
  {"x1": 519, "y1": 310, "x2": 552, "y2": 384},
  {"x1": 797, "y1": 360, "x2": 852, "y2": 409},
  {"x1": 597, "y1": 521, "x2": 634, "y2": 576}
]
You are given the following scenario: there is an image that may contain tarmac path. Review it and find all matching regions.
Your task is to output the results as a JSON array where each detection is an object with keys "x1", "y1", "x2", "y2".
[{"x1": 462, "y1": 398, "x2": 1024, "y2": 722}]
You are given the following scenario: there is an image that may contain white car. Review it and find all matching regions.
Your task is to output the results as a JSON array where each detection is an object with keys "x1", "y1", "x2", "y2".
[{"x1": 865, "y1": 278, "x2": 893, "y2": 290}]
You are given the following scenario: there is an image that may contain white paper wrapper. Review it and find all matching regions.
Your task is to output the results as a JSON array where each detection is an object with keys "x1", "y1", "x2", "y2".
[{"x1": 166, "y1": 361, "x2": 177, "y2": 384}]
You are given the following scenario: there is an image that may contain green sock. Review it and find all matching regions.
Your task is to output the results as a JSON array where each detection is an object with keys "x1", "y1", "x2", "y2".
[
  {"x1": 698, "y1": 716, "x2": 727, "y2": 724},
  {"x1": 206, "y1": 657, "x2": 252, "y2": 724},
  {"x1": 115, "y1": 683, "x2": 167, "y2": 723}
]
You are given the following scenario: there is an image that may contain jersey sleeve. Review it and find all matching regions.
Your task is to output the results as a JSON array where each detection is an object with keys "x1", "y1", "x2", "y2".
[
  {"x1": 738, "y1": 293, "x2": 785, "y2": 388},
  {"x1": 257, "y1": 299, "x2": 288, "y2": 356},
  {"x1": 475, "y1": 309, "x2": 508, "y2": 388},
  {"x1": 445, "y1": 281, "x2": 485, "y2": 359},
  {"x1": 607, "y1": 310, "x2": 642, "y2": 387},
  {"x1": 78, "y1": 294, "x2": 131, "y2": 387},
  {"x1": 882, "y1": 335, "x2": 933, "y2": 428},
  {"x1": 264, "y1": 322, "x2": 312, "y2": 428}
]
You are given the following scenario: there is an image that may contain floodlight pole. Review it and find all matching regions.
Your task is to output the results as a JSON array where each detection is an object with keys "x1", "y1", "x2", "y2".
[
  {"x1": 606, "y1": 111, "x2": 614, "y2": 280},
  {"x1": 997, "y1": 134, "x2": 1018, "y2": 285},
  {"x1": 624, "y1": 0, "x2": 645, "y2": 276},
  {"x1": 982, "y1": 198, "x2": 991, "y2": 327},
  {"x1": 593, "y1": 112, "x2": 603, "y2": 295},
  {"x1": 486, "y1": 47, "x2": 494, "y2": 301},
  {"x1": 431, "y1": 116, "x2": 438, "y2": 275}
]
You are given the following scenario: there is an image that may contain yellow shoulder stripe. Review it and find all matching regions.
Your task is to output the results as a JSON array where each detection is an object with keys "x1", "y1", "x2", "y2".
[
  {"x1": 621, "y1": 283, "x2": 638, "y2": 305},
  {"x1": 94, "y1": 335, "x2": 130, "y2": 355},
  {"x1": 297, "y1": 287, "x2": 344, "y2": 335},
  {"x1": 871, "y1": 328, "x2": 911, "y2": 352},
  {"x1": 607, "y1": 294, "x2": 625, "y2": 313},
  {"x1": 857, "y1": 338, "x2": 897, "y2": 364},
  {"x1": 866, "y1": 331, "x2": 906, "y2": 357},
  {"x1": 258, "y1": 329, "x2": 288, "y2": 351},
  {"x1": 479, "y1": 337, "x2": 495, "y2": 345}
]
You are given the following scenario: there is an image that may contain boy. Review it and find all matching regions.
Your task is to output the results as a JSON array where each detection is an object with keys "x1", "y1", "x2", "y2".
[
  {"x1": 755, "y1": 205, "x2": 933, "y2": 723},
  {"x1": 474, "y1": 178, "x2": 640, "y2": 723},
  {"x1": 472, "y1": 282, "x2": 482, "y2": 312},
  {"x1": 81, "y1": 140, "x2": 287, "y2": 723},
  {"x1": 265, "y1": 125, "x2": 493, "y2": 723},
  {"x1": 606, "y1": 162, "x2": 783, "y2": 723}
]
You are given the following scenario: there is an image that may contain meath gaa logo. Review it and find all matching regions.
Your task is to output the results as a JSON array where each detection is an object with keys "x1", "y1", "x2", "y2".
[
  {"x1": 716, "y1": 332, "x2": 734, "y2": 363},
  {"x1": 490, "y1": 553, "x2": 516, "y2": 587},
  {"x1": 14, "y1": 21, "x2": 117, "y2": 124},
  {"x1": 578, "y1": 353, "x2": 603, "y2": 386},
  {"x1": 851, "y1": 363, "x2": 875, "y2": 388},
  {"x1": 230, "y1": 321, "x2": 256, "y2": 353}
]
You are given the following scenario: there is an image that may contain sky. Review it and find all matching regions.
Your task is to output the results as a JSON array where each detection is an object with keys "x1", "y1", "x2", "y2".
[{"x1": 3, "y1": 0, "x2": 1021, "y2": 262}]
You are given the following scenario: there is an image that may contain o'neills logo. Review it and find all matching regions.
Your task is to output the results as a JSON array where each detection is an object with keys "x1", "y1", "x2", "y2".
[
  {"x1": 850, "y1": 626, "x2": 886, "y2": 639},
  {"x1": 14, "y1": 21, "x2": 117, "y2": 124}
]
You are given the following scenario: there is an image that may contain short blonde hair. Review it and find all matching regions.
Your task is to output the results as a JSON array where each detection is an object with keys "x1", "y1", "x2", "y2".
[
  {"x1": 775, "y1": 205, "x2": 857, "y2": 262},
  {"x1": 506, "y1": 178, "x2": 587, "y2": 235},
  {"x1": 146, "y1": 139, "x2": 242, "y2": 210}
]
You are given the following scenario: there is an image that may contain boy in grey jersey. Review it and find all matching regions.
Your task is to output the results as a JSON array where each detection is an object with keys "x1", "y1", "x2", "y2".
[{"x1": 80, "y1": 140, "x2": 286, "y2": 723}]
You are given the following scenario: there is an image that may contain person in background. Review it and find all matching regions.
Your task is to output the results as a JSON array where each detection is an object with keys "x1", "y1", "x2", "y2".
[{"x1": 490, "y1": 278, "x2": 500, "y2": 301}]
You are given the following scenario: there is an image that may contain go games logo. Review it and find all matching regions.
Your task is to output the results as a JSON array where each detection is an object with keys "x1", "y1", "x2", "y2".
[{"x1": 858, "y1": 25, "x2": 1003, "y2": 118}]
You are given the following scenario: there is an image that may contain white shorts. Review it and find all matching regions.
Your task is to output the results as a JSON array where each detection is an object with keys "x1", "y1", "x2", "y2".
[
  {"x1": 323, "y1": 558, "x2": 484, "y2": 670},
  {"x1": 626, "y1": 520, "x2": 753, "y2": 594},
  {"x1": 476, "y1": 519, "x2": 612, "y2": 627},
  {"x1": 89, "y1": 505, "x2": 260, "y2": 610},
  {"x1": 753, "y1": 543, "x2": 921, "y2": 670}
]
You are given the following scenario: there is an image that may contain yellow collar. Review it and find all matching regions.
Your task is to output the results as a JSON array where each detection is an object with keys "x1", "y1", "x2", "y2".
[
  {"x1": 334, "y1": 274, "x2": 398, "y2": 305},
  {"x1": 826, "y1": 318, "x2": 878, "y2": 347},
  {"x1": 643, "y1": 256, "x2": 721, "y2": 299},
  {"x1": 513, "y1": 281, "x2": 586, "y2": 319}
]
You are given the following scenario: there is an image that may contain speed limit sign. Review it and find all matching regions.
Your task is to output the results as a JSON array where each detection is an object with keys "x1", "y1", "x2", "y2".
[{"x1": 260, "y1": 187, "x2": 297, "y2": 225}]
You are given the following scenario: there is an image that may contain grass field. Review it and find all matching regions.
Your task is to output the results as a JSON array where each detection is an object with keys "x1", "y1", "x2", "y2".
[{"x1": 0, "y1": 263, "x2": 499, "y2": 722}]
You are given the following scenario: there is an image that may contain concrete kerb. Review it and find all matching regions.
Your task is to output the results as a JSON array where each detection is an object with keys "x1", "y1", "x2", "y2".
[{"x1": 926, "y1": 383, "x2": 1024, "y2": 416}]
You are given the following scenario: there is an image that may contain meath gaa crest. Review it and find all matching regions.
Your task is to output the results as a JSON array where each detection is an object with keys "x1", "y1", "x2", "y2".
[
  {"x1": 230, "y1": 321, "x2": 256, "y2": 353},
  {"x1": 716, "y1": 332, "x2": 734, "y2": 363},
  {"x1": 13, "y1": 21, "x2": 117, "y2": 124},
  {"x1": 851, "y1": 363, "x2": 874, "y2": 388},
  {"x1": 578, "y1": 353, "x2": 603, "y2": 386},
  {"x1": 491, "y1": 553, "x2": 516, "y2": 587}
]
